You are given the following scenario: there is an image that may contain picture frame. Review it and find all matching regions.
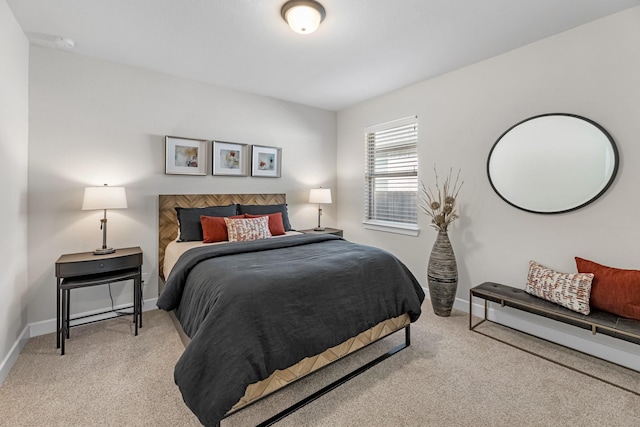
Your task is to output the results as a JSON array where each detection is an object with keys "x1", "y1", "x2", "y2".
[
  {"x1": 251, "y1": 145, "x2": 282, "y2": 178},
  {"x1": 165, "y1": 136, "x2": 208, "y2": 175},
  {"x1": 212, "y1": 141, "x2": 249, "y2": 176}
]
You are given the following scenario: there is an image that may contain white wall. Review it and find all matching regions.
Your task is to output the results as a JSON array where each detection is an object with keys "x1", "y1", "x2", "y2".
[
  {"x1": 337, "y1": 8, "x2": 640, "y2": 361},
  {"x1": 27, "y1": 46, "x2": 337, "y2": 325},
  {"x1": 10, "y1": 2, "x2": 640, "y2": 373},
  {"x1": 338, "y1": 6, "x2": 640, "y2": 289},
  {"x1": 0, "y1": 0, "x2": 29, "y2": 380}
]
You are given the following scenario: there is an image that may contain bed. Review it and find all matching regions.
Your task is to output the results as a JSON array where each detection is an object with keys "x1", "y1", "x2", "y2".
[{"x1": 156, "y1": 194, "x2": 425, "y2": 426}]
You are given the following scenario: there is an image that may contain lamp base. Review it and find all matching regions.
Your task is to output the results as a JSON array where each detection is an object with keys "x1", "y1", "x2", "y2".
[
  {"x1": 93, "y1": 247, "x2": 115, "y2": 255},
  {"x1": 313, "y1": 226, "x2": 326, "y2": 231}
]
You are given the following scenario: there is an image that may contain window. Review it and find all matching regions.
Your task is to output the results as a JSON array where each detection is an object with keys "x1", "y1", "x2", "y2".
[{"x1": 364, "y1": 116, "x2": 419, "y2": 235}]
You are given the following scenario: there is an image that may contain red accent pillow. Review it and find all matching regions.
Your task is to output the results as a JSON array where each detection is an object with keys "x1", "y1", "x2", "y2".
[
  {"x1": 575, "y1": 257, "x2": 640, "y2": 320},
  {"x1": 200, "y1": 215, "x2": 244, "y2": 243},
  {"x1": 244, "y1": 212, "x2": 286, "y2": 236}
]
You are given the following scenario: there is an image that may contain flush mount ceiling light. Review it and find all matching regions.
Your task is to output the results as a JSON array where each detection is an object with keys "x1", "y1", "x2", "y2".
[{"x1": 281, "y1": 0, "x2": 326, "y2": 35}]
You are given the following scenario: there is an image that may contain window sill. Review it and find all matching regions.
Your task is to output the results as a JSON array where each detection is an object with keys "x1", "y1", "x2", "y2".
[{"x1": 362, "y1": 220, "x2": 420, "y2": 236}]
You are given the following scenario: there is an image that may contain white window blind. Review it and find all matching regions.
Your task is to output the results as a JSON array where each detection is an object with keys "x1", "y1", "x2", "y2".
[{"x1": 364, "y1": 116, "x2": 418, "y2": 226}]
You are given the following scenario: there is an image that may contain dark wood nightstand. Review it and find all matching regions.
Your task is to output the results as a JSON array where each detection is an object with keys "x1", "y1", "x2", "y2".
[
  {"x1": 299, "y1": 227, "x2": 343, "y2": 237},
  {"x1": 55, "y1": 247, "x2": 143, "y2": 355}
]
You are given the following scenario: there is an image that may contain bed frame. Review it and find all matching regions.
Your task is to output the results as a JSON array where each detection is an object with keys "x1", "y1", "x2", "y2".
[{"x1": 158, "y1": 193, "x2": 411, "y2": 426}]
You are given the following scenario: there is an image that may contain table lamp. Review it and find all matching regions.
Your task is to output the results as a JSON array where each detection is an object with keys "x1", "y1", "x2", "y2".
[
  {"x1": 309, "y1": 188, "x2": 332, "y2": 231},
  {"x1": 82, "y1": 184, "x2": 128, "y2": 255}
]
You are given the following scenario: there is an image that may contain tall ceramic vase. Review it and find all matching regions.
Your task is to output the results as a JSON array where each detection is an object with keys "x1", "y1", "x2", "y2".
[{"x1": 427, "y1": 230, "x2": 458, "y2": 317}]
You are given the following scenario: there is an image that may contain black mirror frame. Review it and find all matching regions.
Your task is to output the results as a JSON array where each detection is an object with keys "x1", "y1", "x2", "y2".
[{"x1": 487, "y1": 113, "x2": 619, "y2": 214}]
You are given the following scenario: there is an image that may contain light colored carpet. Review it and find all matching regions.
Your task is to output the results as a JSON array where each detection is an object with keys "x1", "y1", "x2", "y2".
[{"x1": 1, "y1": 307, "x2": 639, "y2": 426}]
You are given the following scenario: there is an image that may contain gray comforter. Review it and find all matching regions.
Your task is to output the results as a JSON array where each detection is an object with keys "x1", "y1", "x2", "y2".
[{"x1": 157, "y1": 234, "x2": 424, "y2": 426}]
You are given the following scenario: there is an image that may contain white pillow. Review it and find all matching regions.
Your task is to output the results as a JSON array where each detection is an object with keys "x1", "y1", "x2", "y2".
[
  {"x1": 224, "y1": 216, "x2": 272, "y2": 242},
  {"x1": 525, "y1": 260, "x2": 594, "y2": 315}
]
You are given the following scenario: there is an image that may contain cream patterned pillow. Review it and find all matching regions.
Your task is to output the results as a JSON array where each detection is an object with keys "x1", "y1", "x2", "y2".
[
  {"x1": 525, "y1": 260, "x2": 594, "y2": 315},
  {"x1": 224, "y1": 216, "x2": 272, "y2": 242}
]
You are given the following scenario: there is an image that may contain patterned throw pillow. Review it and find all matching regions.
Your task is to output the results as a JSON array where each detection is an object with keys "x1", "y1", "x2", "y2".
[
  {"x1": 525, "y1": 260, "x2": 594, "y2": 315},
  {"x1": 244, "y1": 212, "x2": 286, "y2": 236},
  {"x1": 224, "y1": 216, "x2": 272, "y2": 242}
]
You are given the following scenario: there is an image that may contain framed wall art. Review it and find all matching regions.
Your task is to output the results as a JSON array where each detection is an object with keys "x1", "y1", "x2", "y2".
[
  {"x1": 251, "y1": 145, "x2": 281, "y2": 178},
  {"x1": 212, "y1": 141, "x2": 249, "y2": 176},
  {"x1": 165, "y1": 136, "x2": 208, "y2": 175}
]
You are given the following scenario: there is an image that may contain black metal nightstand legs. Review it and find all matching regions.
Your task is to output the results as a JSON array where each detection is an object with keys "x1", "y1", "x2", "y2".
[{"x1": 55, "y1": 247, "x2": 143, "y2": 355}]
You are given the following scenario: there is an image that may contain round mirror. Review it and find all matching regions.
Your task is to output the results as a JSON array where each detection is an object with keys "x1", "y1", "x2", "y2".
[{"x1": 487, "y1": 113, "x2": 618, "y2": 214}]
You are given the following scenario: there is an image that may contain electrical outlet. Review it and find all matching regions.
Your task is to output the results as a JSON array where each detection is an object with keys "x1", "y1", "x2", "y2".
[{"x1": 142, "y1": 272, "x2": 149, "y2": 284}]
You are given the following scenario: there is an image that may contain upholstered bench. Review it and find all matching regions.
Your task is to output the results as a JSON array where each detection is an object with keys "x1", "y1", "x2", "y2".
[{"x1": 469, "y1": 282, "x2": 640, "y2": 345}]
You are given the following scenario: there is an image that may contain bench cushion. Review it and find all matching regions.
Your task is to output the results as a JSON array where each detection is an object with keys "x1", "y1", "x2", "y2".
[{"x1": 472, "y1": 282, "x2": 640, "y2": 345}]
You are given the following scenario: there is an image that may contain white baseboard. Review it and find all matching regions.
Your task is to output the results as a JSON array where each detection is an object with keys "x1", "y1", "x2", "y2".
[
  {"x1": 437, "y1": 289, "x2": 640, "y2": 372},
  {"x1": 0, "y1": 297, "x2": 158, "y2": 386},
  {"x1": 0, "y1": 325, "x2": 29, "y2": 386},
  {"x1": 5, "y1": 290, "x2": 638, "y2": 386},
  {"x1": 30, "y1": 297, "x2": 159, "y2": 337}
]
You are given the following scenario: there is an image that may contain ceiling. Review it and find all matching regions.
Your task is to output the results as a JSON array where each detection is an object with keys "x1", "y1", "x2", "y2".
[{"x1": 7, "y1": 0, "x2": 640, "y2": 111}]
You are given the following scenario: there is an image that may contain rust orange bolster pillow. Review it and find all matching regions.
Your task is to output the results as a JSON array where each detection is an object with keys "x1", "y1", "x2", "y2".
[{"x1": 575, "y1": 257, "x2": 640, "y2": 320}]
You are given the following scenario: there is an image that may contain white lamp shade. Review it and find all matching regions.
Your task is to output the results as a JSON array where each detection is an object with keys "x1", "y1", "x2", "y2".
[
  {"x1": 309, "y1": 188, "x2": 332, "y2": 204},
  {"x1": 82, "y1": 186, "x2": 128, "y2": 210},
  {"x1": 282, "y1": 1, "x2": 326, "y2": 34}
]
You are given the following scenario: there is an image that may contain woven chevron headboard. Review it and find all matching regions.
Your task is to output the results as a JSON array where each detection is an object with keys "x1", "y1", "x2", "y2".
[{"x1": 158, "y1": 193, "x2": 286, "y2": 279}]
